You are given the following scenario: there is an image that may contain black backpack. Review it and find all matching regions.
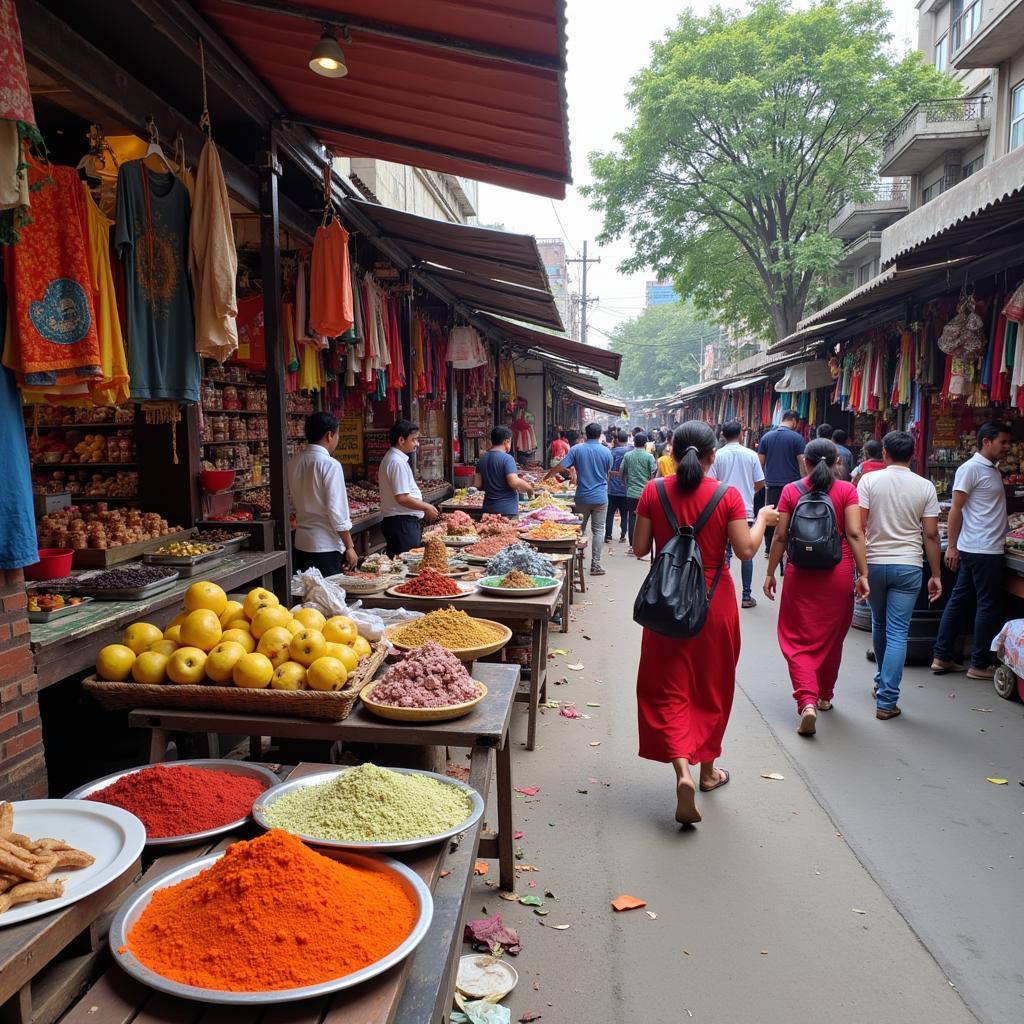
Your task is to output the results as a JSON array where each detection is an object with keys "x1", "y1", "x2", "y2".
[
  {"x1": 786, "y1": 481, "x2": 842, "y2": 569},
  {"x1": 633, "y1": 480, "x2": 728, "y2": 639}
]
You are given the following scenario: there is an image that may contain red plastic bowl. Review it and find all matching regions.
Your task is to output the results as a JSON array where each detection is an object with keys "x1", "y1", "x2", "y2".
[
  {"x1": 200, "y1": 469, "x2": 236, "y2": 493},
  {"x1": 24, "y1": 548, "x2": 74, "y2": 581},
  {"x1": 454, "y1": 465, "x2": 475, "y2": 478}
]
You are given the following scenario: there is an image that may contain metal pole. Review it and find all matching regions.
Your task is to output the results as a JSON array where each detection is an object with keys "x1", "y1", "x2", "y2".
[{"x1": 568, "y1": 241, "x2": 599, "y2": 345}]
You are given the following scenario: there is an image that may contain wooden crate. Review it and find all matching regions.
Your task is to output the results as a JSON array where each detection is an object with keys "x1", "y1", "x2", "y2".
[{"x1": 69, "y1": 528, "x2": 194, "y2": 570}]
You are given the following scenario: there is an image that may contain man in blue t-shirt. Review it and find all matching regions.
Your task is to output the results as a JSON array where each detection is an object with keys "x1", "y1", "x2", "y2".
[
  {"x1": 475, "y1": 426, "x2": 534, "y2": 515},
  {"x1": 757, "y1": 409, "x2": 806, "y2": 555},
  {"x1": 544, "y1": 422, "x2": 614, "y2": 575},
  {"x1": 605, "y1": 429, "x2": 629, "y2": 544}
]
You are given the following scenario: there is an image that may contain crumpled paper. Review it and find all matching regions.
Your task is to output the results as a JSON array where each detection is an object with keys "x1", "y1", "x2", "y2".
[
  {"x1": 450, "y1": 1000, "x2": 511, "y2": 1024},
  {"x1": 464, "y1": 913, "x2": 522, "y2": 956}
]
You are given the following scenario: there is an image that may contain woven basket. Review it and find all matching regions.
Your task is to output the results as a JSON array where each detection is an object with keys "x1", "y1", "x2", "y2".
[{"x1": 82, "y1": 644, "x2": 387, "y2": 720}]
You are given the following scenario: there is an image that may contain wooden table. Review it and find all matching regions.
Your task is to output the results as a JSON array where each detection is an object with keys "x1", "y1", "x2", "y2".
[
  {"x1": 127, "y1": 662, "x2": 519, "y2": 891},
  {"x1": 360, "y1": 588, "x2": 559, "y2": 750},
  {"x1": 525, "y1": 537, "x2": 588, "y2": 631},
  {"x1": 28, "y1": 551, "x2": 288, "y2": 691},
  {"x1": 53, "y1": 760, "x2": 485, "y2": 1024},
  {"x1": 437, "y1": 501, "x2": 486, "y2": 520}
]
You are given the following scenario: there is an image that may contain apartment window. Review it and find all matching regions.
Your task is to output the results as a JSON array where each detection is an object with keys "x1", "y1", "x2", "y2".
[
  {"x1": 961, "y1": 155, "x2": 984, "y2": 179},
  {"x1": 1011, "y1": 82, "x2": 1024, "y2": 152},
  {"x1": 950, "y1": 0, "x2": 983, "y2": 51},
  {"x1": 934, "y1": 34, "x2": 948, "y2": 72},
  {"x1": 922, "y1": 178, "x2": 945, "y2": 204}
]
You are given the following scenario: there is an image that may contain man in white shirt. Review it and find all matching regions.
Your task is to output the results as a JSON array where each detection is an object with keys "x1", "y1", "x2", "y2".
[
  {"x1": 932, "y1": 421, "x2": 1012, "y2": 680},
  {"x1": 709, "y1": 420, "x2": 765, "y2": 608},
  {"x1": 859, "y1": 431, "x2": 942, "y2": 719},
  {"x1": 287, "y1": 412, "x2": 357, "y2": 576},
  {"x1": 379, "y1": 419, "x2": 439, "y2": 556}
]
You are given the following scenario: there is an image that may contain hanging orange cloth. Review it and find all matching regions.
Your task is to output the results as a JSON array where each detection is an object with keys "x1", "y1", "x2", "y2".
[{"x1": 309, "y1": 218, "x2": 353, "y2": 338}]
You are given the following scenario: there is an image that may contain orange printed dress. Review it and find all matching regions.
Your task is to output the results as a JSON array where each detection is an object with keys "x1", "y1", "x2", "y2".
[
  {"x1": 309, "y1": 218, "x2": 353, "y2": 338},
  {"x1": 2, "y1": 162, "x2": 103, "y2": 391}
]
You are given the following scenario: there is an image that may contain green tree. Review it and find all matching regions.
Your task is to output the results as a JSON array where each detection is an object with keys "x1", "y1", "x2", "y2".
[
  {"x1": 585, "y1": 0, "x2": 958, "y2": 341},
  {"x1": 602, "y1": 302, "x2": 717, "y2": 399}
]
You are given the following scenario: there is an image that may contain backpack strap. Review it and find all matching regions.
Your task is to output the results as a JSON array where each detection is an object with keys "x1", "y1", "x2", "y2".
[
  {"x1": 794, "y1": 480, "x2": 809, "y2": 497},
  {"x1": 653, "y1": 478, "x2": 681, "y2": 534},
  {"x1": 693, "y1": 482, "x2": 729, "y2": 535}
]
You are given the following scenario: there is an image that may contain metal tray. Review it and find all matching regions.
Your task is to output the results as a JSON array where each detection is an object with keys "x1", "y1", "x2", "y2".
[
  {"x1": 109, "y1": 847, "x2": 433, "y2": 1004},
  {"x1": 205, "y1": 534, "x2": 246, "y2": 555},
  {"x1": 252, "y1": 767, "x2": 485, "y2": 851},
  {"x1": 172, "y1": 554, "x2": 226, "y2": 578},
  {"x1": 66, "y1": 760, "x2": 281, "y2": 847},
  {"x1": 27, "y1": 595, "x2": 94, "y2": 622},
  {"x1": 75, "y1": 572, "x2": 179, "y2": 601},
  {"x1": 143, "y1": 544, "x2": 225, "y2": 566}
]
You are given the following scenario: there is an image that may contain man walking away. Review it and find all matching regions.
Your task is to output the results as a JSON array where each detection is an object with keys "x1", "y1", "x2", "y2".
[
  {"x1": 621, "y1": 431, "x2": 658, "y2": 555},
  {"x1": 859, "y1": 431, "x2": 942, "y2": 719},
  {"x1": 546, "y1": 422, "x2": 613, "y2": 575},
  {"x1": 606, "y1": 429, "x2": 629, "y2": 544},
  {"x1": 932, "y1": 421, "x2": 1012, "y2": 679},
  {"x1": 832, "y1": 429, "x2": 853, "y2": 478},
  {"x1": 816, "y1": 423, "x2": 834, "y2": 439},
  {"x1": 288, "y1": 412, "x2": 357, "y2": 575},
  {"x1": 757, "y1": 410, "x2": 805, "y2": 556},
  {"x1": 379, "y1": 419, "x2": 439, "y2": 556},
  {"x1": 710, "y1": 420, "x2": 765, "y2": 608},
  {"x1": 851, "y1": 439, "x2": 885, "y2": 483}
]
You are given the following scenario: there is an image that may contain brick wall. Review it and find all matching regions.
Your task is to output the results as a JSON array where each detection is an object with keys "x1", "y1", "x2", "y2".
[{"x1": 0, "y1": 568, "x2": 47, "y2": 800}]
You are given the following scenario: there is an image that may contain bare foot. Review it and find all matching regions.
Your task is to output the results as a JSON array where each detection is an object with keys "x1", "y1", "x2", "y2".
[{"x1": 675, "y1": 777, "x2": 701, "y2": 824}]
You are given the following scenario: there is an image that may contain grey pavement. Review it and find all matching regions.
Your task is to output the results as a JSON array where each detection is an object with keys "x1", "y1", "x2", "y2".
[{"x1": 475, "y1": 546, "x2": 1021, "y2": 1023}]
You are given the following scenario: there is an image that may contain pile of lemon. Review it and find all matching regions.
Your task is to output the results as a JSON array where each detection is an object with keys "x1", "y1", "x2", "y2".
[{"x1": 95, "y1": 583, "x2": 371, "y2": 691}]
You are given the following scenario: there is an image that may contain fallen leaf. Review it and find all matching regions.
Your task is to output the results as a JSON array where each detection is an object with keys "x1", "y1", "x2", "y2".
[
  {"x1": 645, "y1": 911, "x2": 658, "y2": 920},
  {"x1": 519, "y1": 895, "x2": 544, "y2": 907},
  {"x1": 544, "y1": 890, "x2": 557, "y2": 899},
  {"x1": 559, "y1": 706, "x2": 582, "y2": 719},
  {"x1": 851, "y1": 908, "x2": 866, "y2": 915},
  {"x1": 543, "y1": 700, "x2": 560, "y2": 709},
  {"x1": 513, "y1": 830, "x2": 524, "y2": 840},
  {"x1": 567, "y1": 662, "x2": 584, "y2": 671},
  {"x1": 440, "y1": 870, "x2": 451, "y2": 878},
  {"x1": 517, "y1": 864, "x2": 540, "y2": 872},
  {"x1": 760, "y1": 772, "x2": 785, "y2": 781},
  {"x1": 582, "y1": 634, "x2": 592, "y2": 640},
  {"x1": 589, "y1": 741, "x2": 602, "y2": 747},
  {"x1": 499, "y1": 891, "x2": 520, "y2": 901},
  {"x1": 533, "y1": 981, "x2": 541, "y2": 991},
  {"x1": 971, "y1": 707, "x2": 992, "y2": 712},
  {"x1": 533, "y1": 908, "x2": 549, "y2": 917},
  {"x1": 577, "y1": 789, "x2": 588, "y2": 794},
  {"x1": 552, "y1": 648, "x2": 567, "y2": 655},
  {"x1": 464, "y1": 914, "x2": 521, "y2": 955},
  {"x1": 514, "y1": 786, "x2": 541, "y2": 796},
  {"x1": 528, "y1": 880, "x2": 537, "y2": 888},
  {"x1": 611, "y1": 894, "x2": 647, "y2": 912},
  {"x1": 760, "y1": 950, "x2": 769, "y2": 955},
  {"x1": 549, "y1": 923, "x2": 571, "y2": 930},
  {"x1": 473, "y1": 861, "x2": 489, "y2": 876},
  {"x1": 987, "y1": 777, "x2": 1008, "y2": 785},
  {"x1": 682, "y1": 950, "x2": 690, "y2": 956},
  {"x1": 586, "y1": 702, "x2": 601, "y2": 707},
  {"x1": 519, "y1": 1012, "x2": 542, "y2": 1023}
]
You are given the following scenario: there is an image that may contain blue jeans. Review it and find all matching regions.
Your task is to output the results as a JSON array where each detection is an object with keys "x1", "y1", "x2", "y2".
[
  {"x1": 933, "y1": 551, "x2": 1005, "y2": 670},
  {"x1": 867, "y1": 563, "x2": 922, "y2": 709},
  {"x1": 726, "y1": 520, "x2": 754, "y2": 600}
]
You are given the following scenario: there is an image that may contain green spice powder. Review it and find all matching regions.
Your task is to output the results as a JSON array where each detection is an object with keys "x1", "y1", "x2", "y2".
[{"x1": 263, "y1": 763, "x2": 473, "y2": 842}]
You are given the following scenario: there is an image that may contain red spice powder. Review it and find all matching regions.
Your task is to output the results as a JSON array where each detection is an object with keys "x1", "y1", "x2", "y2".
[
  {"x1": 396, "y1": 568, "x2": 463, "y2": 597},
  {"x1": 84, "y1": 764, "x2": 267, "y2": 837}
]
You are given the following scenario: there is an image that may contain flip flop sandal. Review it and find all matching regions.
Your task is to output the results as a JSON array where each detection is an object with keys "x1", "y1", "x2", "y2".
[{"x1": 699, "y1": 768, "x2": 730, "y2": 792}]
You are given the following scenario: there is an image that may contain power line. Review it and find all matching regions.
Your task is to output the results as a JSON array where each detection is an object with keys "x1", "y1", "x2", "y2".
[{"x1": 548, "y1": 199, "x2": 578, "y2": 256}]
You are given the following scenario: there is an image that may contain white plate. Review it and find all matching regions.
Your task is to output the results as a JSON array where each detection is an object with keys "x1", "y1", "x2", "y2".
[
  {"x1": 385, "y1": 581, "x2": 477, "y2": 600},
  {"x1": 457, "y1": 955, "x2": 519, "y2": 1000},
  {"x1": 0, "y1": 800, "x2": 146, "y2": 927},
  {"x1": 476, "y1": 575, "x2": 561, "y2": 597}
]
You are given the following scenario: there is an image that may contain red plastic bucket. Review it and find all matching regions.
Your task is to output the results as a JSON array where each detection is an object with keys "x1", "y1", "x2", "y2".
[{"x1": 24, "y1": 548, "x2": 74, "y2": 581}]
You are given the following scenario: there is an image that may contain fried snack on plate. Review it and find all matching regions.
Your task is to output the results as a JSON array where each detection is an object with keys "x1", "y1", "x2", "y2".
[
  {"x1": 0, "y1": 801, "x2": 12, "y2": 834},
  {"x1": 0, "y1": 881, "x2": 63, "y2": 914}
]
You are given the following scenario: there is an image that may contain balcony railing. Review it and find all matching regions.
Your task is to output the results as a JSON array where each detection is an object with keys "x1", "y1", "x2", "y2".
[
  {"x1": 882, "y1": 96, "x2": 990, "y2": 161},
  {"x1": 951, "y1": 1, "x2": 984, "y2": 52}
]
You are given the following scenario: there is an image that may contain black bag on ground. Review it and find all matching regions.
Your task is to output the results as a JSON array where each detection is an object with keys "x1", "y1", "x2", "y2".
[
  {"x1": 633, "y1": 479, "x2": 728, "y2": 638},
  {"x1": 786, "y1": 481, "x2": 841, "y2": 569}
]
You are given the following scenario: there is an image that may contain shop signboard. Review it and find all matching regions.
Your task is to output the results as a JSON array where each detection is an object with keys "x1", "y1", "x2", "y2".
[
  {"x1": 463, "y1": 405, "x2": 490, "y2": 439},
  {"x1": 364, "y1": 430, "x2": 391, "y2": 482},
  {"x1": 335, "y1": 413, "x2": 364, "y2": 464}
]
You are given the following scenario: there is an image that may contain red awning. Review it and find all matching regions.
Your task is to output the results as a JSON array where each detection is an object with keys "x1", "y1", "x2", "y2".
[
  {"x1": 477, "y1": 313, "x2": 622, "y2": 379},
  {"x1": 196, "y1": 0, "x2": 571, "y2": 198}
]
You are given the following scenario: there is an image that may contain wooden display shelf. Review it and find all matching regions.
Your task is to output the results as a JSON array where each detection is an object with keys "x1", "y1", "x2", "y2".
[
  {"x1": 23, "y1": 421, "x2": 134, "y2": 431},
  {"x1": 69, "y1": 495, "x2": 140, "y2": 503},
  {"x1": 202, "y1": 438, "x2": 269, "y2": 445},
  {"x1": 33, "y1": 462, "x2": 137, "y2": 469},
  {"x1": 200, "y1": 408, "x2": 268, "y2": 415},
  {"x1": 205, "y1": 379, "x2": 265, "y2": 388}
]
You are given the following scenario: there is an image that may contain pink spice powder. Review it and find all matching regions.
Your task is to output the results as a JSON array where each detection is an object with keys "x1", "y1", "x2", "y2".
[{"x1": 372, "y1": 642, "x2": 479, "y2": 708}]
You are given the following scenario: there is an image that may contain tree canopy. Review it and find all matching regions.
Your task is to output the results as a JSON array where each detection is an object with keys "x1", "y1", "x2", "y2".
[
  {"x1": 585, "y1": 0, "x2": 958, "y2": 341},
  {"x1": 602, "y1": 302, "x2": 717, "y2": 399}
]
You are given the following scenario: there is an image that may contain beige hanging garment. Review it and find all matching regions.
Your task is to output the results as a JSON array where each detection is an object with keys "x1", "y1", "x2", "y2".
[{"x1": 190, "y1": 138, "x2": 238, "y2": 362}]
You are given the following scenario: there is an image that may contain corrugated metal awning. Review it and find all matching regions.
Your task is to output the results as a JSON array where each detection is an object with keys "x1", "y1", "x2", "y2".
[
  {"x1": 881, "y1": 146, "x2": 1024, "y2": 267},
  {"x1": 197, "y1": 0, "x2": 571, "y2": 198},
  {"x1": 720, "y1": 375, "x2": 768, "y2": 391},
  {"x1": 478, "y1": 313, "x2": 622, "y2": 378},
  {"x1": 562, "y1": 385, "x2": 628, "y2": 417},
  {"x1": 767, "y1": 319, "x2": 848, "y2": 355}
]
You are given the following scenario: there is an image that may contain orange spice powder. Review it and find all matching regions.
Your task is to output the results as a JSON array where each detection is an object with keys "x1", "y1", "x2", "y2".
[{"x1": 125, "y1": 829, "x2": 418, "y2": 991}]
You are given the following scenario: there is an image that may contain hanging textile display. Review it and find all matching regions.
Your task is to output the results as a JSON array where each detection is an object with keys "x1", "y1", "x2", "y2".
[
  {"x1": 309, "y1": 218, "x2": 354, "y2": 339},
  {"x1": 448, "y1": 325, "x2": 487, "y2": 368},
  {"x1": 2, "y1": 161, "x2": 103, "y2": 397},
  {"x1": 190, "y1": 137, "x2": 238, "y2": 362},
  {"x1": 115, "y1": 159, "x2": 201, "y2": 402}
]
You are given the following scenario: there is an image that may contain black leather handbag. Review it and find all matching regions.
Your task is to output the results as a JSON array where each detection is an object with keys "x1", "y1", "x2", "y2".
[{"x1": 632, "y1": 479, "x2": 728, "y2": 638}]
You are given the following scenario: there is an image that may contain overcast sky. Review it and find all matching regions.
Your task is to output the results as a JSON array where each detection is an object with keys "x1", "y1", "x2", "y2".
[{"x1": 477, "y1": 1, "x2": 920, "y2": 345}]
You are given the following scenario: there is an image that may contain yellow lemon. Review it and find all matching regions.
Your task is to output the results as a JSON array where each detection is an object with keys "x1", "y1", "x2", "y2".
[
  {"x1": 168, "y1": 611, "x2": 189, "y2": 629},
  {"x1": 166, "y1": 647, "x2": 207, "y2": 685},
  {"x1": 205, "y1": 641, "x2": 247, "y2": 685},
  {"x1": 285, "y1": 617, "x2": 305, "y2": 636},
  {"x1": 122, "y1": 622, "x2": 164, "y2": 655},
  {"x1": 331, "y1": 644, "x2": 359, "y2": 674},
  {"x1": 219, "y1": 600, "x2": 245, "y2": 629},
  {"x1": 250, "y1": 605, "x2": 292, "y2": 639},
  {"x1": 183, "y1": 581, "x2": 227, "y2": 616},
  {"x1": 96, "y1": 644, "x2": 136, "y2": 682},
  {"x1": 224, "y1": 618, "x2": 251, "y2": 635},
  {"x1": 306, "y1": 656, "x2": 348, "y2": 692},
  {"x1": 271, "y1": 661, "x2": 307, "y2": 691},
  {"x1": 289, "y1": 629, "x2": 327, "y2": 667},
  {"x1": 131, "y1": 651, "x2": 168, "y2": 685},
  {"x1": 351, "y1": 635, "x2": 372, "y2": 659},
  {"x1": 233, "y1": 652, "x2": 274, "y2": 689},
  {"x1": 163, "y1": 624, "x2": 183, "y2": 644},
  {"x1": 256, "y1": 626, "x2": 294, "y2": 669},
  {"x1": 293, "y1": 607, "x2": 327, "y2": 632},
  {"x1": 148, "y1": 638, "x2": 179, "y2": 658},
  {"x1": 323, "y1": 615, "x2": 358, "y2": 646},
  {"x1": 243, "y1": 587, "x2": 280, "y2": 619},
  {"x1": 179, "y1": 609, "x2": 222, "y2": 652},
  {"x1": 221, "y1": 628, "x2": 256, "y2": 653}
]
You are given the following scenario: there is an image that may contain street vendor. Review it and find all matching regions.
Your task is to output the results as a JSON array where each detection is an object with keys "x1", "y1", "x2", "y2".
[
  {"x1": 379, "y1": 419, "x2": 439, "y2": 556},
  {"x1": 288, "y1": 412, "x2": 357, "y2": 575},
  {"x1": 475, "y1": 425, "x2": 534, "y2": 516}
]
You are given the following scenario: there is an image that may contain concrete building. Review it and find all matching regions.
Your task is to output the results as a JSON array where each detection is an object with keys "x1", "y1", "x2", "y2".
[
  {"x1": 645, "y1": 279, "x2": 679, "y2": 307},
  {"x1": 536, "y1": 238, "x2": 579, "y2": 339}
]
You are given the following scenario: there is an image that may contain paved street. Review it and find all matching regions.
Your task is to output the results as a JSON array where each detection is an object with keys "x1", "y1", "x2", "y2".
[{"x1": 483, "y1": 549, "x2": 1024, "y2": 1024}]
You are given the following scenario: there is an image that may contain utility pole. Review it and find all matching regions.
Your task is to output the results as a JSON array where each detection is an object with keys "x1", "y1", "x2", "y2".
[{"x1": 568, "y1": 240, "x2": 600, "y2": 344}]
